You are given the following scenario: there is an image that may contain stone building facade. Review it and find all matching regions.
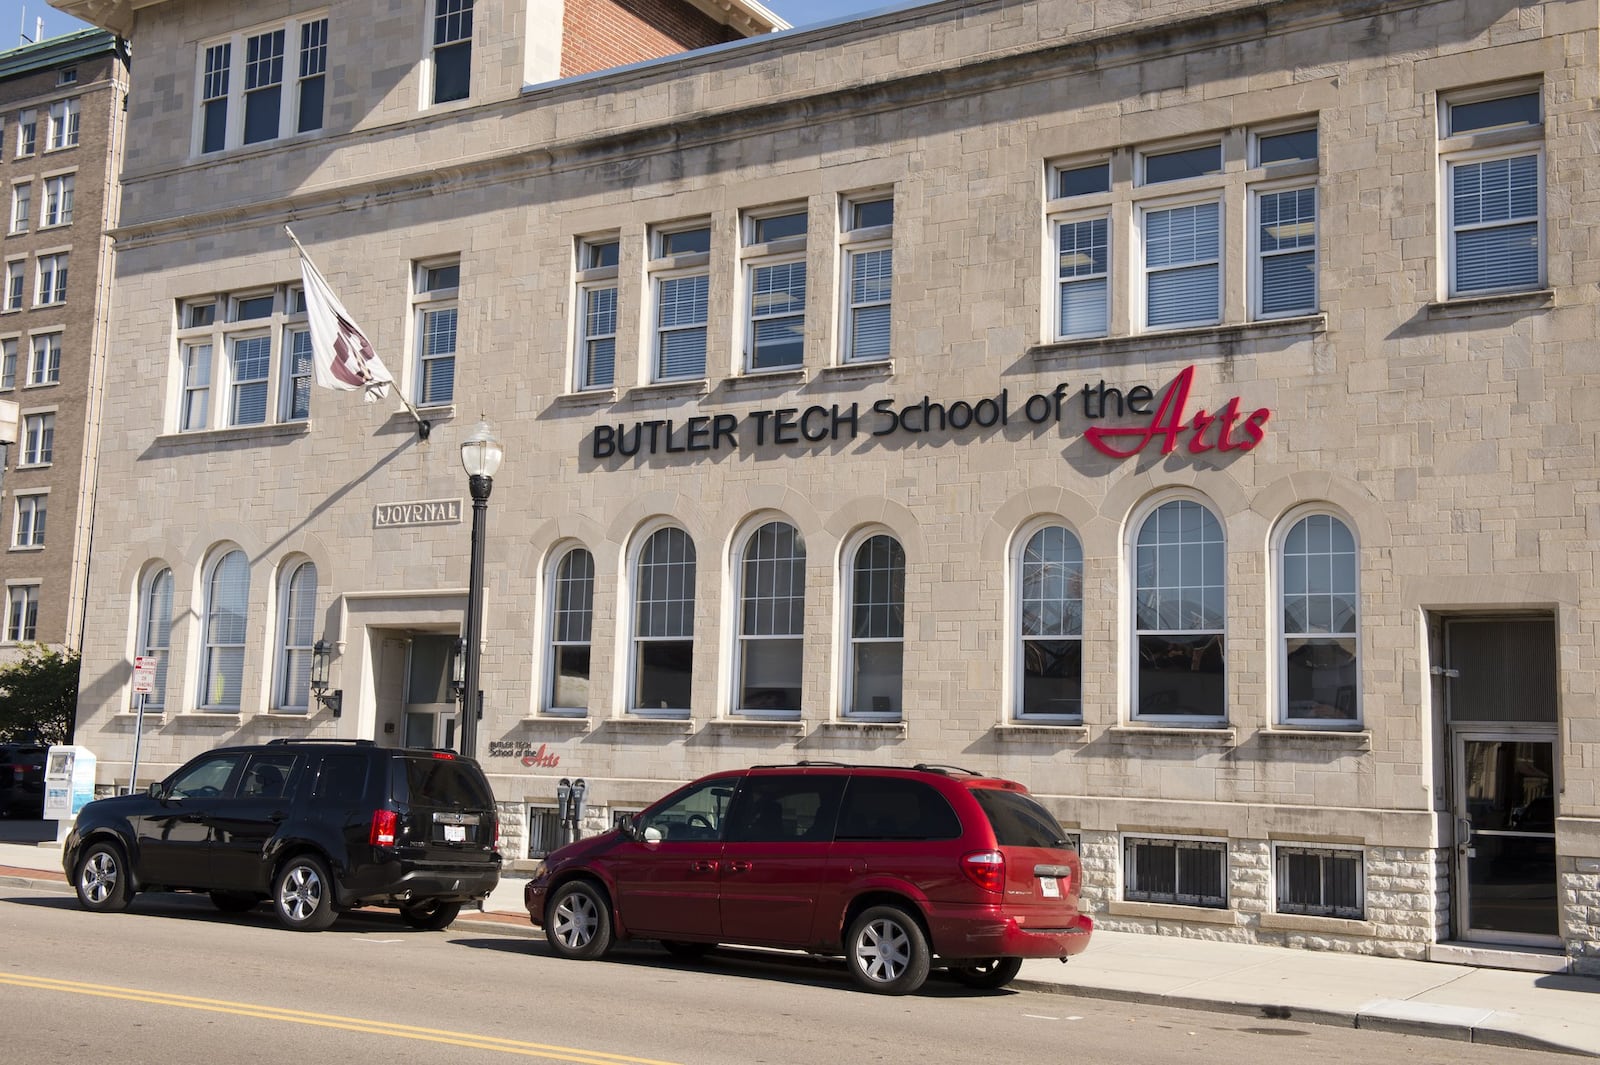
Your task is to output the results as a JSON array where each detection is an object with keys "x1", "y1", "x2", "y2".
[
  {"x1": 0, "y1": 30, "x2": 128, "y2": 661},
  {"x1": 57, "y1": 0, "x2": 1600, "y2": 972}
]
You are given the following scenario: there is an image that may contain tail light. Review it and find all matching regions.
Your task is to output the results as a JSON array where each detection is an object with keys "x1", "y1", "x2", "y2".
[
  {"x1": 962, "y1": 849, "x2": 1005, "y2": 894},
  {"x1": 370, "y1": 809, "x2": 398, "y2": 848}
]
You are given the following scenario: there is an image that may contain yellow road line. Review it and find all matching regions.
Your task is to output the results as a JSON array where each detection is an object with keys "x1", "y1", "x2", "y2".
[{"x1": 0, "y1": 972, "x2": 683, "y2": 1065}]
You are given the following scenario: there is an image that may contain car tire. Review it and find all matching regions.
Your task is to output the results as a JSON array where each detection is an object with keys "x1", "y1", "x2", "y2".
[
  {"x1": 951, "y1": 957, "x2": 1023, "y2": 990},
  {"x1": 273, "y1": 854, "x2": 338, "y2": 932},
  {"x1": 846, "y1": 905, "x2": 931, "y2": 995},
  {"x1": 399, "y1": 899, "x2": 462, "y2": 930},
  {"x1": 660, "y1": 940, "x2": 714, "y2": 960},
  {"x1": 209, "y1": 891, "x2": 260, "y2": 913},
  {"x1": 545, "y1": 880, "x2": 612, "y2": 960},
  {"x1": 74, "y1": 840, "x2": 133, "y2": 913}
]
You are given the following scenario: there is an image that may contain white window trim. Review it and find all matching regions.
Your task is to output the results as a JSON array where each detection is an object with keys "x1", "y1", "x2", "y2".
[
  {"x1": 728, "y1": 516, "x2": 806, "y2": 721},
  {"x1": 411, "y1": 258, "x2": 460, "y2": 408},
  {"x1": 197, "y1": 546, "x2": 250, "y2": 713},
  {"x1": 1249, "y1": 178, "x2": 1318, "y2": 321},
  {"x1": 193, "y1": 12, "x2": 330, "y2": 156},
  {"x1": 573, "y1": 238, "x2": 619, "y2": 393},
  {"x1": 837, "y1": 526, "x2": 905, "y2": 723},
  {"x1": 1048, "y1": 208, "x2": 1112, "y2": 341},
  {"x1": 26, "y1": 331, "x2": 62, "y2": 387},
  {"x1": 1269, "y1": 504, "x2": 1361, "y2": 729},
  {"x1": 1135, "y1": 192, "x2": 1225, "y2": 332},
  {"x1": 40, "y1": 173, "x2": 74, "y2": 229},
  {"x1": 175, "y1": 287, "x2": 302, "y2": 433},
  {"x1": 133, "y1": 564, "x2": 174, "y2": 711},
  {"x1": 422, "y1": 0, "x2": 475, "y2": 108},
  {"x1": 10, "y1": 182, "x2": 31, "y2": 234},
  {"x1": 280, "y1": 288, "x2": 311, "y2": 422},
  {"x1": 542, "y1": 541, "x2": 595, "y2": 717},
  {"x1": 1271, "y1": 841, "x2": 1366, "y2": 919},
  {"x1": 1135, "y1": 137, "x2": 1224, "y2": 188},
  {"x1": 3, "y1": 260, "x2": 25, "y2": 312},
  {"x1": 1009, "y1": 517, "x2": 1085, "y2": 723},
  {"x1": 16, "y1": 109, "x2": 36, "y2": 157},
  {"x1": 623, "y1": 520, "x2": 697, "y2": 720},
  {"x1": 0, "y1": 334, "x2": 17, "y2": 388},
  {"x1": 648, "y1": 223, "x2": 712, "y2": 384},
  {"x1": 838, "y1": 193, "x2": 894, "y2": 365},
  {"x1": 274, "y1": 558, "x2": 316, "y2": 712},
  {"x1": 12, "y1": 489, "x2": 48, "y2": 549},
  {"x1": 1440, "y1": 143, "x2": 1545, "y2": 300},
  {"x1": 740, "y1": 206, "x2": 808, "y2": 375},
  {"x1": 34, "y1": 253, "x2": 68, "y2": 307},
  {"x1": 45, "y1": 97, "x2": 79, "y2": 151},
  {"x1": 4, "y1": 582, "x2": 40, "y2": 643},
  {"x1": 18, "y1": 409, "x2": 56, "y2": 467}
]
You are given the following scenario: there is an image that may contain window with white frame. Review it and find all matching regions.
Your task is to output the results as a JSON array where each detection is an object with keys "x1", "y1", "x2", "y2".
[
  {"x1": 632, "y1": 526, "x2": 695, "y2": 716},
  {"x1": 197, "y1": 15, "x2": 329, "y2": 154},
  {"x1": 35, "y1": 254, "x2": 67, "y2": 306},
  {"x1": 16, "y1": 109, "x2": 35, "y2": 156},
  {"x1": 0, "y1": 113, "x2": 6, "y2": 154},
  {"x1": 1016, "y1": 524, "x2": 1083, "y2": 719},
  {"x1": 1124, "y1": 835, "x2": 1227, "y2": 907},
  {"x1": 1441, "y1": 86, "x2": 1542, "y2": 297},
  {"x1": 58, "y1": 68, "x2": 77, "y2": 86},
  {"x1": 735, "y1": 521, "x2": 805, "y2": 717},
  {"x1": 840, "y1": 194, "x2": 893, "y2": 362},
  {"x1": 21, "y1": 412, "x2": 53, "y2": 465},
  {"x1": 42, "y1": 174, "x2": 73, "y2": 227},
  {"x1": 4, "y1": 261, "x2": 23, "y2": 311},
  {"x1": 0, "y1": 338, "x2": 15, "y2": 387},
  {"x1": 201, "y1": 548, "x2": 250, "y2": 710},
  {"x1": 845, "y1": 533, "x2": 904, "y2": 719},
  {"x1": 28, "y1": 332, "x2": 61, "y2": 386},
  {"x1": 1049, "y1": 161, "x2": 1111, "y2": 339},
  {"x1": 1132, "y1": 497, "x2": 1225, "y2": 723},
  {"x1": 134, "y1": 566, "x2": 174, "y2": 710},
  {"x1": 10, "y1": 182, "x2": 30, "y2": 233},
  {"x1": 13, "y1": 492, "x2": 46, "y2": 547},
  {"x1": 1279, "y1": 511, "x2": 1358, "y2": 725},
  {"x1": 1141, "y1": 197, "x2": 1221, "y2": 329},
  {"x1": 1275, "y1": 843, "x2": 1363, "y2": 918},
  {"x1": 5, "y1": 584, "x2": 38, "y2": 642},
  {"x1": 1254, "y1": 186, "x2": 1316, "y2": 317},
  {"x1": 574, "y1": 238, "x2": 618, "y2": 391},
  {"x1": 414, "y1": 260, "x2": 459, "y2": 405},
  {"x1": 176, "y1": 287, "x2": 308, "y2": 431},
  {"x1": 46, "y1": 98, "x2": 79, "y2": 149},
  {"x1": 430, "y1": 0, "x2": 474, "y2": 105},
  {"x1": 276, "y1": 560, "x2": 317, "y2": 711},
  {"x1": 547, "y1": 546, "x2": 594, "y2": 713},
  {"x1": 743, "y1": 208, "x2": 807, "y2": 372},
  {"x1": 650, "y1": 224, "x2": 711, "y2": 381}
]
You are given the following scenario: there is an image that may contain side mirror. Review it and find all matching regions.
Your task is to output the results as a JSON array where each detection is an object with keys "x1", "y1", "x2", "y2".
[
  {"x1": 146, "y1": 781, "x2": 164, "y2": 801},
  {"x1": 643, "y1": 825, "x2": 663, "y2": 844}
]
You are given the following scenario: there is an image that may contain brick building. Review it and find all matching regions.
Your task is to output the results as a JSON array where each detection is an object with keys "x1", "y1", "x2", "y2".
[
  {"x1": 56, "y1": 0, "x2": 1600, "y2": 972},
  {"x1": 0, "y1": 30, "x2": 128, "y2": 661}
]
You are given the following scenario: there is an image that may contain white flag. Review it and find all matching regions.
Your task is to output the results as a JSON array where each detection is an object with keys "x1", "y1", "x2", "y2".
[{"x1": 296, "y1": 243, "x2": 394, "y2": 403}]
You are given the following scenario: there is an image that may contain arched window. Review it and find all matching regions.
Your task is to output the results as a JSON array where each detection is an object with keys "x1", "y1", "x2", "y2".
[
  {"x1": 735, "y1": 521, "x2": 805, "y2": 717},
  {"x1": 633, "y1": 527, "x2": 695, "y2": 716},
  {"x1": 134, "y1": 566, "x2": 173, "y2": 711},
  {"x1": 276, "y1": 560, "x2": 317, "y2": 711},
  {"x1": 846, "y1": 533, "x2": 904, "y2": 718},
  {"x1": 1279, "y1": 512, "x2": 1358, "y2": 725},
  {"x1": 201, "y1": 549, "x2": 250, "y2": 711},
  {"x1": 548, "y1": 546, "x2": 595, "y2": 713},
  {"x1": 1017, "y1": 525, "x2": 1083, "y2": 719},
  {"x1": 1133, "y1": 499, "x2": 1225, "y2": 723}
]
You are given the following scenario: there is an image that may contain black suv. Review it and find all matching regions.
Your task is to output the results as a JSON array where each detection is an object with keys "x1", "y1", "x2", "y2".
[
  {"x1": 0, "y1": 743, "x2": 46, "y2": 818},
  {"x1": 63, "y1": 739, "x2": 501, "y2": 931}
]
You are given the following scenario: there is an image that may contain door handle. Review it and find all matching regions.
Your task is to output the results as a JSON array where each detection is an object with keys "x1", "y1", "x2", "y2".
[
  {"x1": 691, "y1": 860, "x2": 718, "y2": 873},
  {"x1": 1456, "y1": 817, "x2": 1474, "y2": 855},
  {"x1": 727, "y1": 860, "x2": 753, "y2": 873},
  {"x1": 183, "y1": 813, "x2": 205, "y2": 823}
]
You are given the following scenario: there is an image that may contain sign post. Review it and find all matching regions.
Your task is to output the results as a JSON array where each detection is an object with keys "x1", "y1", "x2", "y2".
[{"x1": 128, "y1": 656, "x2": 156, "y2": 795}]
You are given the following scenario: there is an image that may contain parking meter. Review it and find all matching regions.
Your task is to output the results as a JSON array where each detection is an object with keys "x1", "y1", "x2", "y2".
[{"x1": 556, "y1": 778, "x2": 573, "y2": 845}]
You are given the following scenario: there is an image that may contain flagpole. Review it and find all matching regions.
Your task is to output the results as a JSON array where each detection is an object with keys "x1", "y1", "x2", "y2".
[{"x1": 285, "y1": 225, "x2": 432, "y2": 440}]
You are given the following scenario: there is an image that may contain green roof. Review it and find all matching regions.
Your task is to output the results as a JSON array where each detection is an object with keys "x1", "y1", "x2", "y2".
[{"x1": 0, "y1": 29, "x2": 119, "y2": 81}]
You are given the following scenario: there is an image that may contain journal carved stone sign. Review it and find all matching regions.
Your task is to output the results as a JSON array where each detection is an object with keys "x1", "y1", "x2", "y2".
[
  {"x1": 588, "y1": 366, "x2": 1271, "y2": 462},
  {"x1": 373, "y1": 499, "x2": 463, "y2": 528}
]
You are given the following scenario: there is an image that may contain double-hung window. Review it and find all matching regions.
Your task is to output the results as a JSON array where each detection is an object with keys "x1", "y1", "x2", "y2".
[
  {"x1": 4, "y1": 262, "x2": 23, "y2": 311},
  {"x1": 735, "y1": 521, "x2": 806, "y2": 718},
  {"x1": 16, "y1": 110, "x2": 35, "y2": 157},
  {"x1": 414, "y1": 260, "x2": 459, "y2": 405},
  {"x1": 1252, "y1": 128, "x2": 1318, "y2": 318},
  {"x1": 1141, "y1": 177, "x2": 1222, "y2": 330},
  {"x1": 1015, "y1": 524, "x2": 1084, "y2": 720},
  {"x1": 21, "y1": 412, "x2": 53, "y2": 465},
  {"x1": 46, "y1": 98, "x2": 78, "y2": 149},
  {"x1": 35, "y1": 254, "x2": 67, "y2": 306},
  {"x1": 28, "y1": 332, "x2": 61, "y2": 386},
  {"x1": 197, "y1": 16, "x2": 329, "y2": 154},
  {"x1": 13, "y1": 492, "x2": 46, "y2": 547},
  {"x1": 1132, "y1": 497, "x2": 1226, "y2": 723},
  {"x1": 1049, "y1": 162, "x2": 1112, "y2": 339},
  {"x1": 1279, "y1": 512, "x2": 1359, "y2": 725},
  {"x1": 632, "y1": 526, "x2": 696, "y2": 717},
  {"x1": 177, "y1": 288, "x2": 307, "y2": 431},
  {"x1": 201, "y1": 549, "x2": 250, "y2": 711},
  {"x1": 10, "y1": 182, "x2": 30, "y2": 234},
  {"x1": 430, "y1": 0, "x2": 474, "y2": 104},
  {"x1": 574, "y1": 238, "x2": 618, "y2": 391},
  {"x1": 845, "y1": 533, "x2": 905, "y2": 719},
  {"x1": 547, "y1": 546, "x2": 595, "y2": 713},
  {"x1": 42, "y1": 174, "x2": 73, "y2": 227},
  {"x1": 5, "y1": 585, "x2": 38, "y2": 642},
  {"x1": 282, "y1": 289, "x2": 312, "y2": 421},
  {"x1": 276, "y1": 560, "x2": 317, "y2": 711},
  {"x1": 227, "y1": 294, "x2": 273, "y2": 426},
  {"x1": 743, "y1": 208, "x2": 807, "y2": 372},
  {"x1": 1441, "y1": 86, "x2": 1542, "y2": 297},
  {"x1": 135, "y1": 567, "x2": 174, "y2": 710},
  {"x1": 650, "y1": 224, "x2": 711, "y2": 382},
  {"x1": 0, "y1": 339, "x2": 15, "y2": 387},
  {"x1": 840, "y1": 195, "x2": 893, "y2": 362}
]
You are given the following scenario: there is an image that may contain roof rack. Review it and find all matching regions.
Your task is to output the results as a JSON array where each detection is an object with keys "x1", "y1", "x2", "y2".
[
  {"x1": 750, "y1": 760, "x2": 851, "y2": 769},
  {"x1": 911, "y1": 762, "x2": 982, "y2": 777},
  {"x1": 266, "y1": 738, "x2": 376, "y2": 746}
]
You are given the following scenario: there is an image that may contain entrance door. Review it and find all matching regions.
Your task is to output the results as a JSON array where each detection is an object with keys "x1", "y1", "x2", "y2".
[
  {"x1": 1443, "y1": 617, "x2": 1559, "y2": 946},
  {"x1": 403, "y1": 634, "x2": 459, "y2": 751}
]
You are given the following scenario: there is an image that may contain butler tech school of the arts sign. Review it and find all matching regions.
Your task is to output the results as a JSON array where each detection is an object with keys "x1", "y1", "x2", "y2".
[{"x1": 589, "y1": 366, "x2": 1271, "y2": 461}]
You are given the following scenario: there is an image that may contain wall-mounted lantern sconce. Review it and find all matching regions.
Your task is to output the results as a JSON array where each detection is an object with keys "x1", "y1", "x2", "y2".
[{"x1": 310, "y1": 639, "x2": 342, "y2": 718}]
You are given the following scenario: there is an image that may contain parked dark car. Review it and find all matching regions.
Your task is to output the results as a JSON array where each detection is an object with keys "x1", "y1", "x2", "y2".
[
  {"x1": 525, "y1": 762, "x2": 1092, "y2": 994},
  {"x1": 0, "y1": 743, "x2": 47, "y2": 819},
  {"x1": 63, "y1": 738, "x2": 501, "y2": 931}
]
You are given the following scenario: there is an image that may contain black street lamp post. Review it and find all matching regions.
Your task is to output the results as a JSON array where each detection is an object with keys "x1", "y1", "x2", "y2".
[{"x1": 458, "y1": 420, "x2": 503, "y2": 759}]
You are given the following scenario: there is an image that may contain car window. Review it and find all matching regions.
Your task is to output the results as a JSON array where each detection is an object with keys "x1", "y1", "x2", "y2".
[
  {"x1": 239, "y1": 753, "x2": 298, "y2": 800},
  {"x1": 403, "y1": 757, "x2": 495, "y2": 808},
  {"x1": 640, "y1": 777, "x2": 736, "y2": 842},
  {"x1": 313, "y1": 753, "x2": 369, "y2": 804},
  {"x1": 725, "y1": 775, "x2": 845, "y2": 843},
  {"x1": 167, "y1": 754, "x2": 242, "y2": 799},
  {"x1": 835, "y1": 777, "x2": 962, "y2": 841},
  {"x1": 970, "y1": 787, "x2": 1073, "y2": 848}
]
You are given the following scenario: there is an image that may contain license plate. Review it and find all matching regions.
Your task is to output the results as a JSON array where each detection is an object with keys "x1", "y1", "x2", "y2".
[
  {"x1": 1039, "y1": 876, "x2": 1060, "y2": 898},
  {"x1": 444, "y1": 824, "x2": 466, "y2": 843}
]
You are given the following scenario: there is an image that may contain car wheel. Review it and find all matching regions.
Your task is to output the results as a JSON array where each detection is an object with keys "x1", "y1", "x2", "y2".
[
  {"x1": 209, "y1": 891, "x2": 260, "y2": 914},
  {"x1": 951, "y1": 957, "x2": 1023, "y2": 990},
  {"x1": 660, "y1": 940, "x2": 714, "y2": 960},
  {"x1": 273, "y1": 855, "x2": 338, "y2": 931},
  {"x1": 545, "y1": 880, "x2": 612, "y2": 960},
  {"x1": 400, "y1": 899, "x2": 462, "y2": 930},
  {"x1": 846, "y1": 905, "x2": 931, "y2": 995},
  {"x1": 74, "y1": 841, "x2": 133, "y2": 913}
]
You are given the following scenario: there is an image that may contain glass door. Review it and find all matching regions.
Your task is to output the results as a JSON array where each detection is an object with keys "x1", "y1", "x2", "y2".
[
  {"x1": 1453, "y1": 732, "x2": 1558, "y2": 943},
  {"x1": 403, "y1": 634, "x2": 459, "y2": 751}
]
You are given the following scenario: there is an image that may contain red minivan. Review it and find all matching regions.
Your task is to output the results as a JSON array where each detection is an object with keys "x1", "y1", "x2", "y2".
[{"x1": 524, "y1": 763, "x2": 1092, "y2": 994}]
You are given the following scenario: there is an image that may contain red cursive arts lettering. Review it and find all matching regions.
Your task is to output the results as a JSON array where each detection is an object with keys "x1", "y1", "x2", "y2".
[
  {"x1": 1085, "y1": 366, "x2": 1271, "y2": 459},
  {"x1": 519, "y1": 744, "x2": 561, "y2": 768}
]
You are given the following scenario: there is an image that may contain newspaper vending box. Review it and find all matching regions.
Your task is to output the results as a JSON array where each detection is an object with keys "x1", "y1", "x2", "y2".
[{"x1": 43, "y1": 745, "x2": 96, "y2": 821}]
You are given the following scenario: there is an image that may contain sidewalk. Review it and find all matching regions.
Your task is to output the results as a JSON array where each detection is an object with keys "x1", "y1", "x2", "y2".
[{"x1": 3, "y1": 837, "x2": 1596, "y2": 1057}]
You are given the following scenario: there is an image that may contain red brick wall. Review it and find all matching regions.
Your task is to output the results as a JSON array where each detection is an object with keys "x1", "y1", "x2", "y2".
[{"x1": 562, "y1": 0, "x2": 742, "y2": 77}]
